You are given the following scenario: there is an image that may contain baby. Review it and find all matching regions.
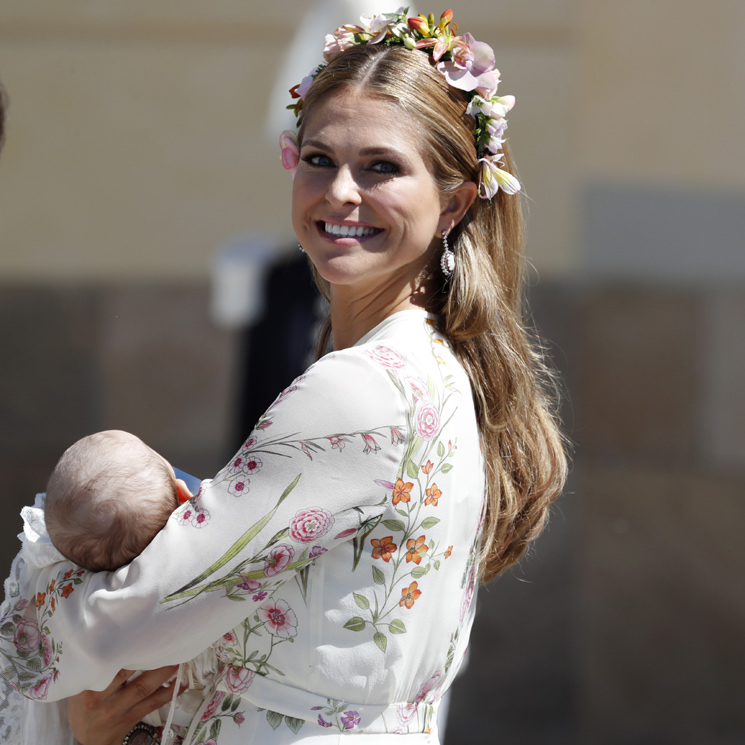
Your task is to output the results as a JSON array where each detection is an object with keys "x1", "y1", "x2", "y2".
[
  {"x1": 16, "y1": 430, "x2": 217, "y2": 744},
  {"x1": 45, "y1": 429, "x2": 192, "y2": 571}
]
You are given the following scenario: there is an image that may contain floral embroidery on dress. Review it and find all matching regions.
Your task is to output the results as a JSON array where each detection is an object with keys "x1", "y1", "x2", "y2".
[
  {"x1": 191, "y1": 689, "x2": 246, "y2": 744},
  {"x1": 0, "y1": 565, "x2": 85, "y2": 699},
  {"x1": 312, "y1": 699, "x2": 363, "y2": 732}
]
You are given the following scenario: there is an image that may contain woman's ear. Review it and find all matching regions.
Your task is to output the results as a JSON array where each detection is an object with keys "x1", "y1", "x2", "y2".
[
  {"x1": 438, "y1": 181, "x2": 478, "y2": 234},
  {"x1": 175, "y1": 479, "x2": 193, "y2": 504}
]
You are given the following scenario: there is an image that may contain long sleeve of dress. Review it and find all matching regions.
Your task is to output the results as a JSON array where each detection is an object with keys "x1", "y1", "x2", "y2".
[{"x1": 0, "y1": 347, "x2": 408, "y2": 701}]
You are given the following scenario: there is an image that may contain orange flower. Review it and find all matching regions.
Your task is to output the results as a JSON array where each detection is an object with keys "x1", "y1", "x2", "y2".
[
  {"x1": 392, "y1": 478, "x2": 414, "y2": 505},
  {"x1": 35, "y1": 592, "x2": 46, "y2": 609},
  {"x1": 422, "y1": 460, "x2": 433, "y2": 474},
  {"x1": 371, "y1": 536, "x2": 397, "y2": 562},
  {"x1": 48, "y1": 579, "x2": 55, "y2": 592},
  {"x1": 424, "y1": 483, "x2": 442, "y2": 506},
  {"x1": 60, "y1": 584, "x2": 74, "y2": 599},
  {"x1": 405, "y1": 535, "x2": 428, "y2": 565},
  {"x1": 51, "y1": 597, "x2": 56, "y2": 612},
  {"x1": 64, "y1": 569, "x2": 75, "y2": 580},
  {"x1": 444, "y1": 546, "x2": 453, "y2": 559},
  {"x1": 399, "y1": 581, "x2": 422, "y2": 609}
]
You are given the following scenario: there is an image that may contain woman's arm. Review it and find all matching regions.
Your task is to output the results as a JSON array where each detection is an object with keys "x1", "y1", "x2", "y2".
[{"x1": 0, "y1": 348, "x2": 407, "y2": 700}]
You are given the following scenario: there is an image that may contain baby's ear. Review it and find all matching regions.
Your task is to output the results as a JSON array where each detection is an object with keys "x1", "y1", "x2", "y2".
[{"x1": 175, "y1": 479, "x2": 193, "y2": 504}]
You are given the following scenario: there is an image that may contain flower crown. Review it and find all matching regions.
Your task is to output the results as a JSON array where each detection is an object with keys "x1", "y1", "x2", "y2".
[{"x1": 279, "y1": 7, "x2": 521, "y2": 199}]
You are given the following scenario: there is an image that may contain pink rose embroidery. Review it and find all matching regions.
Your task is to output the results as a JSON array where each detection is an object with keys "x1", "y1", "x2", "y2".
[
  {"x1": 415, "y1": 402, "x2": 440, "y2": 440},
  {"x1": 366, "y1": 344, "x2": 406, "y2": 368},
  {"x1": 289, "y1": 508, "x2": 334, "y2": 543},
  {"x1": 264, "y1": 544, "x2": 294, "y2": 577},
  {"x1": 41, "y1": 634, "x2": 53, "y2": 667},
  {"x1": 257, "y1": 599, "x2": 298, "y2": 639},
  {"x1": 226, "y1": 665, "x2": 255, "y2": 695},
  {"x1": 201, "y1": 691, "x2": 226, "y2": 720},
  {"x1": 397, "y1": 702, "x2": 418, "y2": 724},
  {"x1": 14, "y1": 618, "x2": 40, "y2": 654},
  {"x1": 27, "y1": 673, "x2": 53, "y2": 701}
]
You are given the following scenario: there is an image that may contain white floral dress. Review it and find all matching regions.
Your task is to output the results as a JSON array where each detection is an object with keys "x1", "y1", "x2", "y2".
[{"x1": 0, "y1": 310, "x2": 485, "y2": 744}]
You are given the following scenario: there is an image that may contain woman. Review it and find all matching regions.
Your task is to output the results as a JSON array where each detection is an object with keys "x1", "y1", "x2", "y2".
[{"x1": 0, "y1": 9, "x2": 566, "y2": 744}]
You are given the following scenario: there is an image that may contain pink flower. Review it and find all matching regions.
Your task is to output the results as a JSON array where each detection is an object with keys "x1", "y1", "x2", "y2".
[
  {"x1": 264, "y1": 544, "x2": 294, "y2": 577},
  {"x1": 328, "y1": 436, "x2": 348, "y2": 451},
  {"x1": 436, "y1": 33, "x2": 500, "y2": 94},
  {"x1": 309, "y1": 546, "x2": 327, "y2": 560},
  {"x1": 341, "y1": 711, "x2": 360, "y2": 730},
  {"x1": 228, "y1": 476, "x2": 249, "y2": 498},
  {"x1": 390, "y1": 427, "x2": 405, "y2": 445},
  {"x1": 397, "y1": 702, "x2": 418, "y2": 724},
  {"x1": 201, "y1": 691, "x2": 226, "y2": 720},
  {"x1": 192, "y1": 508, "x2": 210, "y2": 528},
  {"x1": 237, "y1": 577, "x2": 261, "y2": 593},
  {"x1": 318, "y1": 714, "x2": 332, "y2": 727},
  {"x1": 226, "y1": 665, "x2": 255, "y2": 695},
  {"x1": 15, "y1": 599, "x2": 28, "y2": 611},
  {"x1": 257, "y1": 599, "x2": 298, "y2": 639},
  {"x1": 14, "y1": 617, "x2": 40, "y2": 654},
  {"x1": 407, "y1": 377, "x2": 430, "y2": 401},
  {"x1": 234, "y1": 712, "x2": 245, "y2": 724},
  {"x1": 415, "y1": 671, "x2": 443, "y2": 704},
  {"x1": 289, "y1": 507, "x2": 334, "y2": 543},
  {"x1": 415, "y1": 402, "x2": 441, "y2": 440},
  {"x1": 478, "y1": 155, "x2": 521, "y2": 199},
  {"x1": 279, "y1": 130, "x2": 299, "y2": 175},
  {"x1": 40, "y1": 634, "x2": 53, "y2": 667},
  {"x1": 366, "y1": 344, "x2": 406, "y2": 368},
  {"x1": 244, "y1": 457, "x2": 262, "y2": 475},
  {"x1": 361, "y1": 433, "x2": 380, "y2": 454},
  {"x1": 27, "y1": 673, "x2": 53, "y2": 701},
  {"x1": 323, "y1": 28, "x2": 356, "y2": 61},
  {"x1": 177, "y1": 506, "x2": 194, "y2": 526}
]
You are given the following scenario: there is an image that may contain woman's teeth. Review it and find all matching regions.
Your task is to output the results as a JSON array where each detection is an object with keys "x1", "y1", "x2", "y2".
[{"x1": 324, "y1": 223, "x2": 377, "y2": 238}]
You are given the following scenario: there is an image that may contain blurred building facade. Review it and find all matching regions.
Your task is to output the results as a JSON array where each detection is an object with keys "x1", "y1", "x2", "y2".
[{"x1": 0, "y1": 2, "x2": 743, "y2": 743}]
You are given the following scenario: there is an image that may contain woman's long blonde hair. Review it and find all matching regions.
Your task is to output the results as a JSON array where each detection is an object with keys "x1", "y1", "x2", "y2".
[{"x1": 299, "y1": 45, "x2": 568, "y2": 583}]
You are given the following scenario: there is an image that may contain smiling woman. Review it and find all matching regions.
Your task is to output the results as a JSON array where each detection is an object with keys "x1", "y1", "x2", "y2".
[{"x1": 0, "y1": 9, "x2": 567, "y2": 745}]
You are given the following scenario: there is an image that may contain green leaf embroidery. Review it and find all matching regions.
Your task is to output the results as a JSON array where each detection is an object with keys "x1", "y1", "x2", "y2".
[
  {"x1": 389, "y1": 619, "x2": 407, "y2": 634},
  {"x1": 437, "y1": 441, "x2": 445, "y2": 457},
  {"x1": 421, "y1": 517, "x2": 441, "y2": 529},
  {"x1": 266, "y1": 710, "x2": 284, "y2": 730},
  {"x1": 374, "y1": 631, "x2": 388, "y2": 652},
  {"x1": 382, "y1": 519, "x2": 406, "y2": 532},
  {"x1": 434, "y1": 560, "x2": 441, "y2": 570},
  {"x1": 285, "y1": 716, "x2": 305, "y2": 734},
  {"x1": 405, "y1": 459, "x2": 419, "y2": 479},
  {"x1": 344, "y1": 617, "x2": 366, "y2": 632},
  {"x1": 210, "y1": 718, "x2": 222, "y2": 740},
  {"x1": 396, "y1": 508, "x2": 408, "y2": 517},
  {"x1": 353, "y1": 593, "x2": 370, "y2": 610},
  {"x1": 372, "y1": 566, "x2": 385, "y2": 585},
  {"x1": 411, "y1": 566, "x2": 426, "y2": 578},
  {"x1": 441, "y1": 463, "x2": 453, "y2": 473}
]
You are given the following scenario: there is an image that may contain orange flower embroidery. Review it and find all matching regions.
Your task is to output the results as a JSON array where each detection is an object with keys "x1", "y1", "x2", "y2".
[
  {"x1": 422, "y1": 460, "x2": 433, "y2": 474},
  {"x1": 51, "y1": 597, "x2": 56, "y2": 612},
  {"x1": 424, "y1": 483, "x2": 442, "y2": 506},
  {"x1": 60, "y1": 584, "x2": 75, "y2": 599},
  {"x1": 405, "y1": 535, "x2": 428, "y2": 565},
  {"x1": 392, "y1": 478, "x2": 414, "y2": 505},
  {"x1": 371, "y1": 536, "x2": 397, "y2": 562},
  {"x1": 64, "y1": 569, "x2": 75, "y2": 580},
  {"x1": 35, "y1": 592, "x2": 46, "y2": 609},
  {"x1": 399, "y1": 581, "x2": 422, "y2": 609},
  {"x1": 48, "y1": 579, "x2": 55, "y2": 592},
  {"x1": 444, "y1": 546, "x2": 453, "y2": 559}
]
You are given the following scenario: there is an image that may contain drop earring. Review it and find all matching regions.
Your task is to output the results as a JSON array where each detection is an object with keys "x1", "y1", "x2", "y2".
[
  {"x1": 440, "y1": 231, "x2": 455, "y2": 277},
  {"x1": 297, "y1": 242, "x2": 305, "y2": 253}
]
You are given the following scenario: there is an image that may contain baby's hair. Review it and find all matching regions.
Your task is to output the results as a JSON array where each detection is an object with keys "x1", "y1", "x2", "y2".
[{"x1": 46, "y1": 431, "x2": 179, "y2": 571}]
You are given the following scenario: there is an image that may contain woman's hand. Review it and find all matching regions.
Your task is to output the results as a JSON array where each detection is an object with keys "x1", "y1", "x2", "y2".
[{"x1": 67, "y1": 666, "x2": 183, "y2": 745}]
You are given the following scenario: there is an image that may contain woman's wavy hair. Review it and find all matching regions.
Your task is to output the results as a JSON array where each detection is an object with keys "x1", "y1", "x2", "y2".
[{"x1": 299, "y1": 44, "x2": 568, "y2": 582}]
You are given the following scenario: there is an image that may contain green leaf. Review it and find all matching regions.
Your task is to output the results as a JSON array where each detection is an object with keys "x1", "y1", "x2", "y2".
[
  {"x1": 374, "y1": 631, "x2": 388, "y2": 652},
  {"x1": 441, "y1": 463, "x2": 453, "y2": 473},
  {"x1": 382, "y1": 519, "x2": 406, "y2": 532},
  {"x1": 372, "y1": 566, "x2": 386, "y2": 585},
  {"x1": 266, "y1": 710, "x2": 284, "y2": 730},
  {"x1": 425, "y1": 563, "x2": 432, "y2": 574},
  {"x1": 221, "y1": 694, "x2": 232, "y2": 711},
  {"x1": 210, "y1": 719, "x2": 222, "y2": 739},
  {"x1": 25, "y1": 657, "x2": 42, "y2": 672},
  {"x1": 437, "y1": 441, "x2": 445, "y2": 457},
  {"x1": 406, "y1": 459, "x2": 419, "y2": 480},
  {"x1": 285, "y1": 716, "x2": 305, "y2": 734},
  {"x1": 396, "y1": 508, "x2": 408, "y2": 517},
  {"x1": 389, "y1": 619, "x2": 407, "y2": 634},
  {"x1": 411, "y1": 566, "x2": 426, "y2": 578},
  {"x1": 231, "y1": 698, "x2": 241, "y2": 712},
  {"x1": 226, "y1": 593, "x2": 246, "y2": 602},
  {"x1": 434, "y1": 560, "x2": 441, "y2": 570},
  {"x1": 163, "y1": 474, "x2": 302, "y2": 601},
  {"x1": 353, "y1": 593, "x2": 370, "y2": 610},
  {"x1": 344, "y1": 616, "x2": 366, "y2": 632},
  {"x1": 421, "y1": 517, "x2": 440, "y2": 529}
]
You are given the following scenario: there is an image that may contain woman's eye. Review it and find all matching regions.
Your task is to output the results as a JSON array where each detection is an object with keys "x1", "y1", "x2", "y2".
[
  {"x1": 370, "y1": 161, "x2": 400, "y2": 175},
  {"x1": 302, "y1": 153, "x2": 333, "y2": 167}
]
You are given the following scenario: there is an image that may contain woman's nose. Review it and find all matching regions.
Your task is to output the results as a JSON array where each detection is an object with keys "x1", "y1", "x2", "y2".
[{"x1": 325, "y1": 166, "x2": 361, "y2": 207}]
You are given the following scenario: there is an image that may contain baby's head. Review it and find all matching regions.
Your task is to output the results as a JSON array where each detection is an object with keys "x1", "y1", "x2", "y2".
[{"x1": 46, "y1": 430, "x2": 190, "y2": 571}]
